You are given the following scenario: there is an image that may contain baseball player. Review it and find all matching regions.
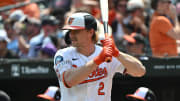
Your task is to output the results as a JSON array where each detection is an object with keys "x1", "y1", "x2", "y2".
[{"x1": 54, "y1": 12, "x2": 146, "y2": 101}]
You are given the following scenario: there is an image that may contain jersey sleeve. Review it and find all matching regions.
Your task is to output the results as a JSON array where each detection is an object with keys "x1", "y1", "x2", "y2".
[{"x1": 53, "y1": 50, "x2": 72, "y2": 81}]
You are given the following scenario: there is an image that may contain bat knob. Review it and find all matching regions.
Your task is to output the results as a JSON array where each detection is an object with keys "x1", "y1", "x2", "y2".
[{"x1": 105, "y1": 57, "x2": 112, "y2": 63}]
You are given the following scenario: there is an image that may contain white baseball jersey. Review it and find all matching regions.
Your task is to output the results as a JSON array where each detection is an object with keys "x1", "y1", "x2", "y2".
[{"x1": 54, "y1": 45, "x2": 125, "y2": 101}]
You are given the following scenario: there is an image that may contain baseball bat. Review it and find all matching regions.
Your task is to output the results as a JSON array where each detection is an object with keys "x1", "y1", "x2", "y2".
[{"x1": 100, "y1": 0, "x2": 112, "y2": 62}]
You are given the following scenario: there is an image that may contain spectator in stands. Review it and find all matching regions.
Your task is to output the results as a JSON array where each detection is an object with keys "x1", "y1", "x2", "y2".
[
  {"x1": 4, "y1": 19, "x2": 19, "y2": 55},
  {"x1": 25, "y1": 18, "x2": 42, "y2": 58},
  {"x1": 50, "y1": 8, "x2": 68, "y2": 49},
  {"x1": 125, "y1": 0, "x2": 148, "y2": 36},
  {"x1": 9, "y1": 10, "x2": 27, "y2": 23},
  {"x1": 176, "y1": 2, "x2": 180, "y2": 55},
  {"x1": 114, "y1": 0, "x2": 128, "y2": 16},
  {"x1": 15, "y1": 17, "x2": 42, "y2": 58},
  {"x1": 9, "y1": 10, "x2": 45, "y2": 58},
  {"x1": 65, "y1": 0, "x2": 90, "y2": 17},
  {"x1": 143, "y1": 0, "x2": 154, "y2": 27},
  {"x1": 123, "y1": 33, "x2": 146, "y2": 57},
  {"x1": 108, "y1": 0, "x2": 117, "y2": 26},
  {"x1": 50, "y1": 8, "x2": 66, "y2": 28},
  {"x1": 41, "y1": 15, "x2": 66, "y2": 49},
  {"x1": 41, "y1": 0, "x2": 71, "y2": 16},
  {"x1": 150, "y1": 0, "x2": 180, "y2": 57},
  {"x1": 7, "y1": 10, "x2": 30, "y2": 58},
  {"x1": 49, "y1": 0, "x2": 71, "y2": 12},
  {"x1": 37, "y1": 86, "x2": 61, "y2": 101},
  {"x1": 111, "y1": 0, "x2": 128, "y2": 51},
  {"x1": 0, "y1": 90, "x2": 11, "y2": 101},
  {"x1": 37, "y1": 43, "x2": 57, "y2": 59},
  {"x1": 126, "y1": 87, "x2": 156, "y2": 101},
  {"x1": 81, "y1": 0, "x2": 115, "y2": 25},
  {"x1": 7, "y1": 10, "x2": 28, "y2": 54},
  {"x1": 81, "y1": 0, "x2": 101, "y2": 20},
  {"x1": 0, "y1": 30, "x2": 19, "y2": 59},
  {"x1": 41, "y1": 16, "x2": 59, "y2": 38}
]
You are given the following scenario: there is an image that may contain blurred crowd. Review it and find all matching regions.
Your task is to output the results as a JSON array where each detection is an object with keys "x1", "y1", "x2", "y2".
[{"x1": 0, "y1": 0, "x2": 180, "y2": 59}]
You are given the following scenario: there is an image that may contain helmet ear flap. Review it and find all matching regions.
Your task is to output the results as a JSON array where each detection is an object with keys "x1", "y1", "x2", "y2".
[
  {"x1": 64, "y1": 31, "x2": 71, "y2": 45},
  {"x1": 54, "y1": 89, "x2": 61, "y2": 100},
  {"x1": 84, "y1": 15, "x2": 97, "y2": 31},
  {"x1": 145, "y1": 89, "x2": 156, "y2": 101}
]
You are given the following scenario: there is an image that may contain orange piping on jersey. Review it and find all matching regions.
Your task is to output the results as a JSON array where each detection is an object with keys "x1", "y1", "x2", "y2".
[
  {"x1": 79, "y1": 75, "x2": 107, "y2": 84},
  {"x1": 72, "y1": 64, "x2": 77, "y2": 68},
  {"x1": 80, "y1": 67, "x2": 108, "y2": 84},
  {"x1": 62, "y1": 71, "x2": 71, "y2": 88}
]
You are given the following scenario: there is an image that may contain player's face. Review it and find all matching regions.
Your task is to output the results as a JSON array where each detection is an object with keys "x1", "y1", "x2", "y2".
[{"x1": 69, "y1": 29, "x2": 92, "y2": 47}]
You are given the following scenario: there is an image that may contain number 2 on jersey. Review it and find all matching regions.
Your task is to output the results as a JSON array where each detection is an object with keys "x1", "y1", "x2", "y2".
[{"x1": 98, "y1": 82, "x2": 105, "y2": 95}]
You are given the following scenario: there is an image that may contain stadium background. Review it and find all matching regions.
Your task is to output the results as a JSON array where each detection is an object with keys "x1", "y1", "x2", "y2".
[{"x1": 0, "y1": 0, "x2": 180, "y2": 101}]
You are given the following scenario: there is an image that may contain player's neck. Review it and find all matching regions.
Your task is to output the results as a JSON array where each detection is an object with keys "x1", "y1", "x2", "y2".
[{"x1": 77, "y1": 43, "x2": 95, "y2": 57}]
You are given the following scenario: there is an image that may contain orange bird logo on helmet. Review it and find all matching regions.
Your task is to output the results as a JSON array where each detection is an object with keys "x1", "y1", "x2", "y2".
[{"x1": 68, "y1": 17, "x2": 74, "y2": 25}]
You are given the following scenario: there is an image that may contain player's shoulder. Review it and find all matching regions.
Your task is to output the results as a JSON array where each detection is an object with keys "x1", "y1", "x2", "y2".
[{"x1": 55, "y1": 46, "x2": 76, "y2": 57}]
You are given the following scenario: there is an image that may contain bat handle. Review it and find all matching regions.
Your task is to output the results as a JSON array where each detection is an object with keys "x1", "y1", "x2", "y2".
[{"x1": 104, "y1": 34, "x2": 112, "y2": 63}]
